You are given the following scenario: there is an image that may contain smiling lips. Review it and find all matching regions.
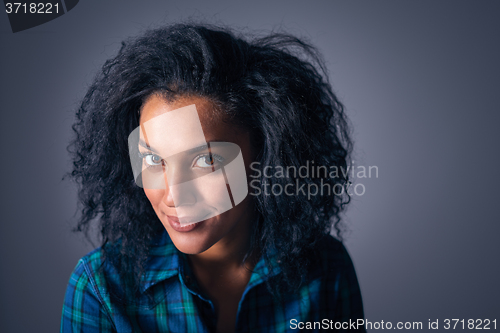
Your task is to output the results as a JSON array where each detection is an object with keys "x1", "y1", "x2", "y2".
[{"x1": 166, "y1": 215, "x2": 206, "y2": 232}]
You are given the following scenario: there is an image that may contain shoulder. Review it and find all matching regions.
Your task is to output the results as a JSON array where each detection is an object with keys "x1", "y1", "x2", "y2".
[
  {"x1": 69, "y1": 246, "x2": 110, "y2": 285},
  {"x1": 64, "y1": 246, "x2": 114, "y2": 305},
  {"x1": 61, "y1": 247, "x2": 117, "y2": 332},
  {"x1": 313, "y1": 234, "x2": 365, "y2": 324},
  {"x1": 66, "y1": 247, "x2": 103, "y2": 287},
  {"x1": 67, "y1": 231, "x2": 180, "y2": 297},
  {"x1": 76, "y1": 247, "x2": 107, "y2": 279},
  {"x1": 315, "y1": 235, "x2": 361, "y2": 291},
  {"x1": 61, "y1": 233, "x2": 180, "y2": 331},
  {"x1": 315, "y1": 234, "x2": 356, "y2": 273}
]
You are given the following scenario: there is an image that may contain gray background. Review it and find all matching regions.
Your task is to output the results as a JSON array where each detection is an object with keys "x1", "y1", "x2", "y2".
[{"x1": 1, "y1": 1, "x2": 499, "y2": 332}]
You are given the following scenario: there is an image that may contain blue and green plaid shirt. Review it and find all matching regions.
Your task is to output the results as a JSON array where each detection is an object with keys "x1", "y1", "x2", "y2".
[{"x1": 61, "y1": 231, "x2": 365, "y2": 332}]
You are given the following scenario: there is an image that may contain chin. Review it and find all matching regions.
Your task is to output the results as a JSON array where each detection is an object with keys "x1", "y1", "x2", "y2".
[
  {"x1": 160, "y1": 221, "x2": 216, "y2": 255},
  {"x1": 169, "y1": 235, "x2": 214, "y2": 255}
]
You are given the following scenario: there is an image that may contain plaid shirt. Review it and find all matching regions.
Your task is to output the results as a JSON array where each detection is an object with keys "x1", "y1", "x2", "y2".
[{"x1": 61, "y1": 231, "x2": 365, "y2": 332}]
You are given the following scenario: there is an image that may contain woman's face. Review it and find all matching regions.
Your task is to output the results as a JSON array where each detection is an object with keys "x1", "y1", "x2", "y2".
[{"x1": 139, "y1": 94, "x2": 255, "y2": 254}]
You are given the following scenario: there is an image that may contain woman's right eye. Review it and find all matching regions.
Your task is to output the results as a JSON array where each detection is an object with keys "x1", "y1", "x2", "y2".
[{"x1": 144, "y1": 154, "x2": 162, "y2": 167}]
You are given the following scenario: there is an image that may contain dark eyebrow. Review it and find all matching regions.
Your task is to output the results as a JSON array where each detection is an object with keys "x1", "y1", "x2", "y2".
[
  {"x1": 138, "y1": 139, "x2": 160, "y2": 154},
  {"x1": 186, "y1": 144, "x2": 210, "y2": 154},
  {"x1": 138, "y1": 139, "x2": 210, "y2": 155}
]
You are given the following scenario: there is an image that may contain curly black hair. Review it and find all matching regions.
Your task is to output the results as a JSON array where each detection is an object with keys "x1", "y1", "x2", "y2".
[{"x1": 69, "y1": 23, "x2": 353, "y2": 300}]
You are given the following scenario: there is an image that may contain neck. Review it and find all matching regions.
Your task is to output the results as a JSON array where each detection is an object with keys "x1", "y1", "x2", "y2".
[{"x1": 189, "y1": 209, "x2": 258, "y2": 274}]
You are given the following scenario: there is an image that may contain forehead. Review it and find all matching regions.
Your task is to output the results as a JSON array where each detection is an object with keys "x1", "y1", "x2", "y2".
[
  {"x1": 139, "y1": 94, "x2": 244, "y2": 144},
  {"x1": 140, "y1": 94, "x2": 220, "y2": 129}
]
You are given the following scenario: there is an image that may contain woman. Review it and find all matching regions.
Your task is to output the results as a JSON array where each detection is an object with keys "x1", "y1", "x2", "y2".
[{"x1": 61, "y1": 23, "x2": 365, "y2": 332}]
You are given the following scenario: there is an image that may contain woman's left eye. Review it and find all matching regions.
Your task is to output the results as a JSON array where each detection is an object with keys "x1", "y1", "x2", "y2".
[{"x1": 193, "y1": 153, "x2": 224, "y2": 168}]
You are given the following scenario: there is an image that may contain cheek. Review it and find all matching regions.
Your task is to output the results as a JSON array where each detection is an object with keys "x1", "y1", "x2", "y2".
[
  {"x1": 143, "y1": 188, "x2": 164, "y2": 209},
  {"x1": 189, "y1": 171, "x2": 233, "y2": 209}
]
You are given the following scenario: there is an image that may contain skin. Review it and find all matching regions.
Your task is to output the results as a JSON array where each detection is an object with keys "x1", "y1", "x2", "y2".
[{"x1": 140, "y1": 94, "x2": 258, "y2": 333}]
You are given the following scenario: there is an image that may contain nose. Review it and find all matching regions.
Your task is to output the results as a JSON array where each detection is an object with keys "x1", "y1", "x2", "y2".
[{"x1": 162, "y1": 162, "x2": 196, "y2": 207}]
